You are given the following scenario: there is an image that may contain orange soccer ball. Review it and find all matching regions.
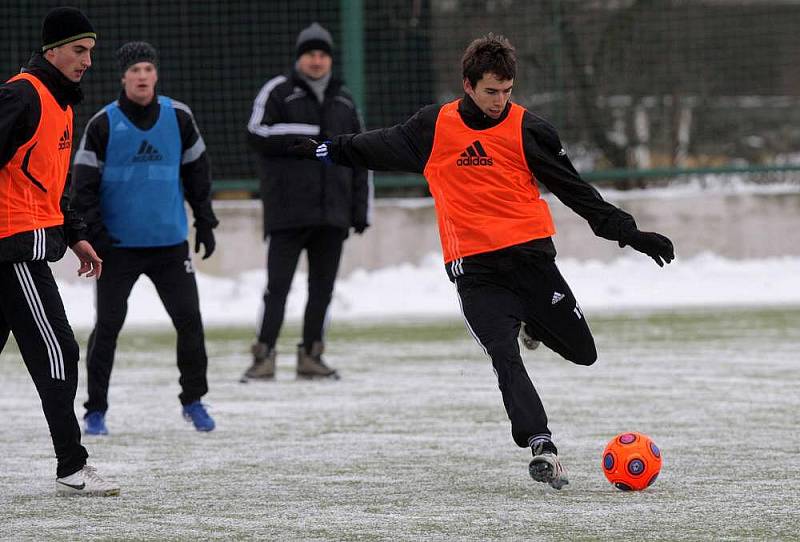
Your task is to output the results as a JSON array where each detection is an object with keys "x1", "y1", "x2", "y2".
[{"x1": 602, "y1": 432, "x2": 662, "y2": 491}]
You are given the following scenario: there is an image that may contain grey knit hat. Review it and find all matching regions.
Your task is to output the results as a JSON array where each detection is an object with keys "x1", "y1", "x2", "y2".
[
  {"x1": 117, "y1": 41, "x2": 158, "y2": 74},
  {"x1": 296, "y1": 22, "x2": 333, "y2": 58}
]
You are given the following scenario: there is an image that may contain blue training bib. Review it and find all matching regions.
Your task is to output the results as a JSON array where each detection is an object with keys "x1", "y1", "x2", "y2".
[{"x1": 100, "y1": 96, "x2": 187, "y2": 247}]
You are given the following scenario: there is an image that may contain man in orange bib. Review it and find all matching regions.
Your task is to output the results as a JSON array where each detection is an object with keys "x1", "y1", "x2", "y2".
[
  {"x1": 0, "y1": 7, "x2": 118, "y2": 496},
  {"x1": 290, "y1": 34, "x2": 674, "y2": 489}
]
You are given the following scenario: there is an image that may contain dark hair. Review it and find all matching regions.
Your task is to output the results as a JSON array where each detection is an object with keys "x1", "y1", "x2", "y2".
[{"x1": 461, "y1": 33, "x2": 516, "y2": 87}]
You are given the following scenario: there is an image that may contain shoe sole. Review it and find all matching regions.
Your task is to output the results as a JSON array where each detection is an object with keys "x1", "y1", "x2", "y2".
[
  {"x1": 239, "y1": 374, "x2": 275, "y2": 383},
  {"x1": 183, "y1": 417, "x2": 215, "y2": 432},
  {"x1": 529, "y1": 458, "x2": 569, "y2": 490},
  {"x1": 521, "y1": 338, "x2": 540, "y2": 351},
  {"x1": 56, "y1": 486, "x2": 120, "y2": 497},
  {"x1": 520, "y1": 324, "x2": 541, "y2": 351},
  {"x1": 296, "y1": 372, "x2": 340, "y2": 380}
]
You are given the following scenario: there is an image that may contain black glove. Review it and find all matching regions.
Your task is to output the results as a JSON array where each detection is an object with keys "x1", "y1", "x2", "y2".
[
  {"x1": 287, "y1": 137, "x2": 319, "y2": 159},
  {"x1": 287, "y1": 138, "x2": 332, "y2": 164},
  {"x1": 194, "y1": 225, "x2": 216, "y2": 259},
  {"x1": 352, "y1": 222, "x2": 368, "y2": 235},
  {"x1": 620, "y1": 230, "x2": 675, "y2": 267}
]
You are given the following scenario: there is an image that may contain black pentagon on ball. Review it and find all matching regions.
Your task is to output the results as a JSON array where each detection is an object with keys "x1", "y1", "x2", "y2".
[
  {"x1": 627, "y1": 458, "x2": 645, "y2": 476},
  {"x1": 603, "y1": 453, "x2": 614, "y2": 470},
  {"x1": 614, "y1": 482, "x2": 632, "y2": 491}
]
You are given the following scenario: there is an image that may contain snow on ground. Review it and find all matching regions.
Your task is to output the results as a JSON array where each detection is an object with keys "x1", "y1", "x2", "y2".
[
  {"x1": 594, "y1": 174, "x2": 800, "y2": 201},
  {"x1": 59, "y1": 252, "x2": 800, "y2": 329},
  {"x1": 1, "y1": 309, "x2": 798, "y2": 539}
]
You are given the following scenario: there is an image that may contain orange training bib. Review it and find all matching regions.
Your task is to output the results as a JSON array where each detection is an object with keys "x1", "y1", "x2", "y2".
[
  {"x1": 423, "y1": 100, "x2": 555, "y2": 263},
  {"x1": 0, "y1": 72, "x2": 72, "y2": 239}
]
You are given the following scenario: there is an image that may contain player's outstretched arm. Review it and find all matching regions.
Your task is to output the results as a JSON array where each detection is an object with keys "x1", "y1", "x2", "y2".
[
  {"x1": 522, "y1": 113, "x2": 675, "y2": 266},
  {"x1": 288, "y1": 105, "x2": 440, "y2": 173}
]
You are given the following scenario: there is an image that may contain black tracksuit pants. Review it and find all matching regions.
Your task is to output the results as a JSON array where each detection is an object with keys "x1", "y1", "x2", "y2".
[
  {"x1": 453, "y1": 247, "x2": 597, "y2": 448},
  {"x1": 258, "y1": 226, "x2": 347, "y2": 350},
  {"x1": 0, "y1": 261, "x2": 88, "y2": 478},
  {"x1": 84, "y1": 242, "x2": 208, "y2": 414}
]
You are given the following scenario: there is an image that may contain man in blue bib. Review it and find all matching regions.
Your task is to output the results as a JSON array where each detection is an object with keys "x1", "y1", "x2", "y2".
[{"x1": 72, "y1": 41, "x2": 218, "y2": 435}]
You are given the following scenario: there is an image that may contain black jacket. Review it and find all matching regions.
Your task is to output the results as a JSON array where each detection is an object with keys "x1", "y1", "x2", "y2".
[
  {"x1": 247, "y1": 69, "x2": 370, "y2": 235},
  {"x1": 0, "y1": 53, "x2": 87, "y2": 263},
  {"x1": 72, "y1": 90, "x2": 218, "y2": 249},
  {"x1": 328, "y1": 95, "x2": 640, "y2": 279}
]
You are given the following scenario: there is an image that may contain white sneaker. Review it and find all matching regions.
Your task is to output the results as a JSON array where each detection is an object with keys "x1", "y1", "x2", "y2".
[
  {"x1": 519, "y1": 324, "x2": 541, "y2": 351},
  {"x1": 56, "y1": 465, "x2": 120, "y2": 497},
  {"x1": 529, "y1": 452, "x2": 569, "y2": 490}
]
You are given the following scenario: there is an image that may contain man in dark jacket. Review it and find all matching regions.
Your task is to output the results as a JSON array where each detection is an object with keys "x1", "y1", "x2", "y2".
[
  {"x1": 0, "y1": 6, "x2": 118, "y2": 496},
  {"x1": 242, "y1": 22, "x2": 372, "y2": 382},
  {"x1": 289, "y1": 34, "x2": 674, "y2": 489},
  {"x1": 72, "y1": 41, "x2": 219, "y2": 435}
]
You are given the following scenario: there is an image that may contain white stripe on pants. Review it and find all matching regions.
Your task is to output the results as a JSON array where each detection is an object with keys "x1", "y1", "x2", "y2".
[{"x1": 13, "y1": 262, "x2": 65, "y2": 380}]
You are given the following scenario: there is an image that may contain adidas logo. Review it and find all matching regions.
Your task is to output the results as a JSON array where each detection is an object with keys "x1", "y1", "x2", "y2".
[
  {"x1": 551, "y1": 291, "x2": 565, "y2": 305},
  {"x1": 58, "y1": 127, "x2": 70, "y2": 151},
  {"x1": 132, "y1": 140, "x2": 163, "y2": 162},
  {"x1": 456, "y1": 140, "x2": 493, "y2": 166}
]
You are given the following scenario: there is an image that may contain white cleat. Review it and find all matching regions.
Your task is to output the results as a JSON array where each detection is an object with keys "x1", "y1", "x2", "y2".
[
  {"x1": 56, "y1": 465, "x2": 120, "y2": 497},
  {"x1": 529, "y1": 452, "x2": 569, "y2": 490}
]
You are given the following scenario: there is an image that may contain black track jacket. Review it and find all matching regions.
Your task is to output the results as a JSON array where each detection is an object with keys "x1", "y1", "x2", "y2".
[
  {"x1": 0, "y1": 53, "x2": 87, "y2": 263},
  {"x1": 327, "y1": 95, "x2": 639, "y2": 279},
  {"x1": 247, "y1": 69, "x2": 371, "y2": 235}
]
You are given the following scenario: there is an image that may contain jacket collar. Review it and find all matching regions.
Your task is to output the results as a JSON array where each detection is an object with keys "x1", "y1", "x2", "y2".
[
  {"x1": 458, "y1": 93, "x2": 511, "y2": 130},
  {"x1": 118, "y1": 89, "x2": 160, "y2": 125},
  {"x1": 21, "y1": 52, "x2": 83, "y2": 108},
  {"x1": 290, "y1": 69, "x2": 342, "y2": 99}
]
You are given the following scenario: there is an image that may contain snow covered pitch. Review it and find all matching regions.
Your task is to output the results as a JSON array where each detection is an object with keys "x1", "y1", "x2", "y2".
[{"x1": 1, "y1": 308, "x2": 798, "y2": 539}]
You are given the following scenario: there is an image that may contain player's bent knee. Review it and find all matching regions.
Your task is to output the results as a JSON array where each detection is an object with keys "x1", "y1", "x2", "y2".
[{"x1": 571, "y1": 346, "x2": 597, "y2": 366}]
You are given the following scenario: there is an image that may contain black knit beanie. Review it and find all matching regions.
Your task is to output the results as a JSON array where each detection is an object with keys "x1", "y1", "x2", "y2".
[
  {"x1": 117, "y1": 41, "x2": 159, "y2": 74},
  {"x1": 41, "y1": 7, "x2": 96, "y2": 52},
  {"x1": 296, "y1": 22, "x2": 333, "y2": 58}
]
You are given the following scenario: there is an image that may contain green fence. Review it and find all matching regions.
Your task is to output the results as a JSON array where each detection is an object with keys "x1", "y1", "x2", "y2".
[{"x1": 3, "y1": 1, "x2": 799, "y2": 196}]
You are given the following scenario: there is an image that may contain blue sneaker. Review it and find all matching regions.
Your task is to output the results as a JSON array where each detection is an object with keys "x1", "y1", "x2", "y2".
[
  {"x1": 84, "y1": 411, "x2": 108, "y2": 436},
  {"x1": 182, "y1": 401, "x2": 215, "y2": 432}
]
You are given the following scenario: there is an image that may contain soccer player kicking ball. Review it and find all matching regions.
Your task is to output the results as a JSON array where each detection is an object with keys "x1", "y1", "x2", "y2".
[{"x1": 289, "y1": 34, "x2": 674, "y2": 489}]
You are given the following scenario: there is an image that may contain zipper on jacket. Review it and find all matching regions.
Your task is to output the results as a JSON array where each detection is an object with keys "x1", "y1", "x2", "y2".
[{"x1": 318, "y1": 98, "x2": 327, "y2": 223}]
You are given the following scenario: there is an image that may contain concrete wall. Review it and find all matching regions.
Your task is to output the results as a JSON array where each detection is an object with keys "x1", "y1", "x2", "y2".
[{"x1": 51, "y1": 191, "x2": 800, "y2": 281}]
